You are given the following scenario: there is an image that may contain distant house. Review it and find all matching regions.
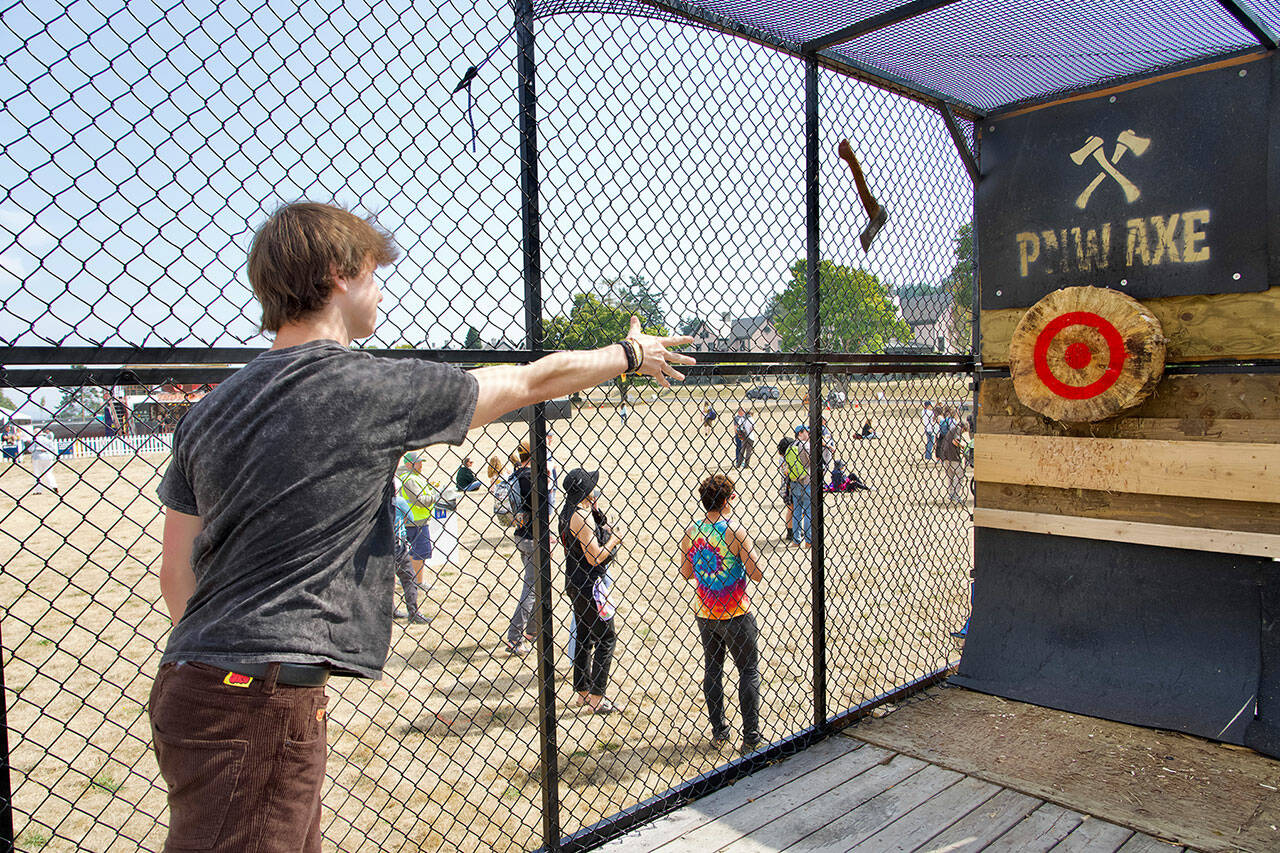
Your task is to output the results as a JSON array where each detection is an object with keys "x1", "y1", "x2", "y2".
[
  {"x1": 895, "y1": 292, "x2": 956, "y2": 353},
  {"x1": 690, "y1": 314, "x2": 779, "y2": 353}
]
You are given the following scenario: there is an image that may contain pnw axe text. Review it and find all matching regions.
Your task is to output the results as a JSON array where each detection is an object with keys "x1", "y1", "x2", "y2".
[{"x1": 1014, "y1": 208, "x2": 1210, "y2": 277}]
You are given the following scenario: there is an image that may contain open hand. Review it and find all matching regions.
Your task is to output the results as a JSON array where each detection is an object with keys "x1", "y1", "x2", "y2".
[{"x1": 629, "y1": 316, "x2": 695, "y2": 389}]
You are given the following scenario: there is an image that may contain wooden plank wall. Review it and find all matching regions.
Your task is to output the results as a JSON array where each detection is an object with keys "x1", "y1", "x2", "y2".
[
  {"x1": 974, "y1": 373, "x2": 1280, "y2": 556},
  {"x1": 980, "y1": 286, "x2": 1280, "y2": 367}
]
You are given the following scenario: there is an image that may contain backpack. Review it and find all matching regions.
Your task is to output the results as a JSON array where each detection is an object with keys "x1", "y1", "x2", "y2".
[
  {"x1": 934, "y1": 418, "x2": 954, "y2": 458},
  {"x1": 492, "y1": 471, "x2": 523, "y2": 526}
]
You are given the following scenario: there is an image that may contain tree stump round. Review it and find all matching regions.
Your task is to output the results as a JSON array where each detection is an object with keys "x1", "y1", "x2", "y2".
[{"x1": 1009, "y1": 286, "x2": 1165, "y2": 422}]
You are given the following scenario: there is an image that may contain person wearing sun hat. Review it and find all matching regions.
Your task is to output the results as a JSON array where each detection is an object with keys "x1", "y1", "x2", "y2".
[{"x1": 559, "y1": 467, "x2": 623, "y2": 714}]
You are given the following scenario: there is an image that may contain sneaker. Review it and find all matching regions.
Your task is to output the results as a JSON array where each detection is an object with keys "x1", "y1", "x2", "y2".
[
  {"x1": 393, "y1": 609, "x2": 409, "y2": 620},
  {"x1": 739, "y1": 738, "x2": 762, "y2": 756},
  {"x1": 709, "y1": 732, "x2": 731, "y2": 751},
  {"x1": 408, "y1": 614, "x2": 430, "y2": 625}
]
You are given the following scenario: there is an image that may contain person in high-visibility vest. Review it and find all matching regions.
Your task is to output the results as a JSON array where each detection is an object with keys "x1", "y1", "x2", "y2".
[{"x1": 398, "y1": 451, "x2": 439, "y2": 585}]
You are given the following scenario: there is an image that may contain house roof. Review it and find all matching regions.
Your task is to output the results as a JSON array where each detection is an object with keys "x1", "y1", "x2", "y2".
[{"x1": 898, "y1": 292, "x2": 951, "y2": 326}]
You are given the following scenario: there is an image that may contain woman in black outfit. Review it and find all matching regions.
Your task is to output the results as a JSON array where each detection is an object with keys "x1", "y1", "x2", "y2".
[{"x1": 560, "y1": 468, "x2": 623, "y2": 714}]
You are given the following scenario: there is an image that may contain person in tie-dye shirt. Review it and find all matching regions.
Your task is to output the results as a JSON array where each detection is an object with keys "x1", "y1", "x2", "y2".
[{"x1": 679, "y1": 473, "x2": 764, "y2": 755}]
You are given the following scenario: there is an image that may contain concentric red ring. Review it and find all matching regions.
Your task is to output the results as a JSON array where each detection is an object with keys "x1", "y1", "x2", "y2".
[{"x1": 1031, "y1": 311, "x2": 1127, "y2": 400}]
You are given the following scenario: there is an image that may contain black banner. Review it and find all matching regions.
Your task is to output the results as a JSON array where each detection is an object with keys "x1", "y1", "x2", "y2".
[{"x1": 977, "y1": 54, "x2": 1272, "y2": 309}]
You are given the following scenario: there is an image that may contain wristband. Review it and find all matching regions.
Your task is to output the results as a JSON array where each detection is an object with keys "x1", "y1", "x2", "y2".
[
  {"x1": 625, "y1": 337, "x2": 645, "y2": 372},
  {"x1": 617, "y1": 339, "x2": 639, "y2": 374}
]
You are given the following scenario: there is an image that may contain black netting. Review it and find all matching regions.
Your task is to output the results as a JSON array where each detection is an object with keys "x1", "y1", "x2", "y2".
[{"x1": 1, "y1": 2, "x2": 977, "y2": 850}]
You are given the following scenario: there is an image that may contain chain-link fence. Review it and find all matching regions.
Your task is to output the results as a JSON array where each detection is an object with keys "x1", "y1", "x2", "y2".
[{"x1": 1, "y1": 1, "x2": 974, "y2": 850}]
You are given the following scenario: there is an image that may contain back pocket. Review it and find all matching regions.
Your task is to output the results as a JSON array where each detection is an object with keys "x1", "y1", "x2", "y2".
[{"x1": 153, "y1": 730, "x2": 247, "y2": 850}]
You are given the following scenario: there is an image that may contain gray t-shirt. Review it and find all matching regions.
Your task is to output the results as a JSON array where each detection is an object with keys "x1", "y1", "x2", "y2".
[{"x1": 157, "y1": 340, "x2": 478, "y2": 678}]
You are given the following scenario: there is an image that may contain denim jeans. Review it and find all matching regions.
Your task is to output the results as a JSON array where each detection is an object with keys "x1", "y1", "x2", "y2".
[
  {"x1": 507, "y1": 537, "x2": 538, "y2": 645},
  {"x1": 925, "y1": 429, "x2": 937, "y2": 461},
  {"x1": 150, "y1": 661, "x2": 327, "y2": 852},
  {"x1": 790, "y1": 481, "x2": 811, "y2": 544},
  {"x1": 697, "y1": 613, "x2": 760, "y2": 744}
]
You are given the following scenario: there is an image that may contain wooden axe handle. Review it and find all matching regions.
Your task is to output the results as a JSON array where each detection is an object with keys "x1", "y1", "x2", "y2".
[{"x1": 837, "y1": 139, "x2": 881, "y2": 219}]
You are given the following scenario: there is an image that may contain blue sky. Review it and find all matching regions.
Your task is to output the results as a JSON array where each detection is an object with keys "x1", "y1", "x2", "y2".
[{"x1": 1, "y1": 0, "x2": 971, "y2": 354}]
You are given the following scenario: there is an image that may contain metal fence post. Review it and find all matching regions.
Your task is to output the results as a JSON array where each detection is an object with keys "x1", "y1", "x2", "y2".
[
  {"x1": 516, "y1": 0, "x2": 560, "y2": 848},
  {"x1": 0, "y1": 618, "x2": 13, "y2": 849},
  {"x1": 804, "y1": 54, "x2": 828, "y2": 729},
  {"x1": 809, "y1": 363, "x2": 828, "y2": 729}
]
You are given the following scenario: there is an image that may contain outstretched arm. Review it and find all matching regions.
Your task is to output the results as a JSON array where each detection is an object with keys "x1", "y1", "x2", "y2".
[{"x1": 468, "y1": 317, "x2": 694, "y2": 430}]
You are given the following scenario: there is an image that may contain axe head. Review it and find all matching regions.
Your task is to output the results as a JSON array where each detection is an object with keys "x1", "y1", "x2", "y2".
[{"x1": 859, "y1": 205, "x2": 888, "y2": 253}]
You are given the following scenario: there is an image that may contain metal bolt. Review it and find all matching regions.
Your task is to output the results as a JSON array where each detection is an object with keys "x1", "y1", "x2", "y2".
[
  {"x1": 988, "y1": 126, "x2": 995, "y2": 132},
  {"x1": 1120, "y1": 279, "x2": 1127, "y2": 286},
  {"x1": 995, "y1": 289, "x2": 1003, "y2": 296},
  {"x1": 1109, "y1": 96, "x2": 1117, "y2": 103},
  {"x1": 1233, "y1": 272, "x2": 1242, "y2": 280},
  {"x1": 1239, "y1": 69, "x2": 1247, "y2": 77}
]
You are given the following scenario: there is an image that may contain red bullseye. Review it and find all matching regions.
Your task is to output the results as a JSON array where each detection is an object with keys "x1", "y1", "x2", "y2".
[
  {"x1": 1032, "y1": 311, "x2": 1127, "y2": 401},
  {"x1": 1064, "y1": 342, "x2": 1092, "y2": 369}
]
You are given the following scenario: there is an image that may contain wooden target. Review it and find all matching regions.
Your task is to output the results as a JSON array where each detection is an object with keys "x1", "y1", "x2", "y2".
[{"x1": 1009, "y1": 286, "x2": 1165, "y2": 422}]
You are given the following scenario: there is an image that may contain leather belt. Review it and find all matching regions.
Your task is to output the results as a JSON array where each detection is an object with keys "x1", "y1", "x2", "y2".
[{"x1": 225, "y1": 662, "x2": 330, "y2": 687}]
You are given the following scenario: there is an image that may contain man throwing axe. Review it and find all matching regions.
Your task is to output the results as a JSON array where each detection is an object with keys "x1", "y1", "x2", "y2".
[{"x1": 151, "y1": 202, "x2": 694, "y2": 852}]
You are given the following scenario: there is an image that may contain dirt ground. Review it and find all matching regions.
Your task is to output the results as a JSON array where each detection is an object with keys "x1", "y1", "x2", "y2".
[
  {"x1": 0, "y1": 376, "x2": 973, "y2": 851},
  {"x1": 851, "y1": 684, "x2": 1280, "y2": 853}
]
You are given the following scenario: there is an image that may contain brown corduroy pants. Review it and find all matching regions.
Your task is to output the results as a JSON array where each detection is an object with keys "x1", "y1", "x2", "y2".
[{"x1": 149, "y1": 661, "x2": 328, "y2": 852}]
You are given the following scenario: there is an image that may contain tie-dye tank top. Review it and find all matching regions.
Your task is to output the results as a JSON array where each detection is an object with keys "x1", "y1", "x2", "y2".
[{"x1": 688, "y1": 519, "x2": 748, "y2": 619}]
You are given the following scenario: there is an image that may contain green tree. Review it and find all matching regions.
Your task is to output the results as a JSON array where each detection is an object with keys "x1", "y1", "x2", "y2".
[
  {"x1": 544, "y1": 290, "x2": 667, "y2": 403},
  {"x1": 942, "y1": 222, "x2": 974, "y2": 353},
  {"x1": 678, "y1": 316, "x2": 707, "y2": 337},
  {"x1": 610, "y1": 274, "x2": 666, "y2": 331},
  {"x1": 464, "y1": 325, "x2": 482, "y2": 349},
  {"x1": 0, "y1": 390, "x2": 15, "y2": 410},
  {"x1": 772, "y1": 259, "x2": 909, "y2": 353},
  {"x1": 53, "y1": 371, "x2": 105, "y2": 420}
]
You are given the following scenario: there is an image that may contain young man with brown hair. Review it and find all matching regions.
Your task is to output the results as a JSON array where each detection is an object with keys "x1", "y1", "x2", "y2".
[{"x1": 151, "y1": 202, "x2": 693, "y2": 852}]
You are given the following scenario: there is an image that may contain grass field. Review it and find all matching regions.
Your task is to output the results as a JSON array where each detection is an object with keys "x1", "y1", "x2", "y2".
[{"x1": 0, "y1": 375, "x2": 972, "y2": 851}]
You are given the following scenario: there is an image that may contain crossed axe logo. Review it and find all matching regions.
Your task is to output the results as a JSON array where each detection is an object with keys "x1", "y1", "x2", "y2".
[{"x1": 1070, "y1": 130, "x2": 1151, "y2": 210}]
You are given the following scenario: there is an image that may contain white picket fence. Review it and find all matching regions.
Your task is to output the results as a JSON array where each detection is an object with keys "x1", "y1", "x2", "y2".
[{"x1": 56, "y1": 433, "x2": 173, "y2": 459}]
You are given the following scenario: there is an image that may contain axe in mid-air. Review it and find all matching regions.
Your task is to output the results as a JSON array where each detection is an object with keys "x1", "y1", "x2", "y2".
[{"x1": 838, "y1": 139, "x2": 888, "y2": 253}]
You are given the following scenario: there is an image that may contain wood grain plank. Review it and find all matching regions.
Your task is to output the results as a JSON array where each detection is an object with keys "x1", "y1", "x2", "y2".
[
  {"x1": 981, "y1": 415, "x2": 1280, "y2": 443},
  {"x1": 1115, "y1": 833, "x2": 1186, "y2": 852},
  {"x1": 974, "y1": 434, "x2": 1280, "y2": 503},
  {"x1": 654, "y1": 745, "x2": 905, "y2": 852},
  {"x1": 1050, "y1": 815, "x2": 1135, "y2": 852},
  {"x1": 845, "y1": 775, "x2": 1000, "y2": 853},
  {"x1": 909, "y1": 787, "x2": 1044, "y2": 852},
  {"x1": 980, "y1": 374, "x2": 1280, "y2": 425},
  {"x1": 977, "y1": 483, "x2": 1280, "y2": 535},
  {"x1": 598, "y1": 737, "x2": 861, "y2": 853},
  {"x1": 981, "y1": 802, "x2": 1086, "y2": 852},
  {"x1": 702, "y1": 755, "x2": 926, "y2": 853},
  {"x1": 772, "y1": 763, "x2": 961, "y2": 853},
  {"x1": 974, "y1": 508, "x2": 1280, "y2": 557},
  {"x1": 980, "y1": 286, "x2": 1280, "y2": 366}
]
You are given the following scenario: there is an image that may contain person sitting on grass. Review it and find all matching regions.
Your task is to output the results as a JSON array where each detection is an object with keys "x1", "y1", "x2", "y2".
[
  {"x1": 455, "y1": 455, "x2": 483, "y2": 493},
  {"x1": 679, "y1": 473, "x2": 763, "y2": 755}
]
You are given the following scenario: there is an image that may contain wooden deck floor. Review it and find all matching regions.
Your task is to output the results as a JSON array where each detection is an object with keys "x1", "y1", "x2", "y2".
[{"x1": 600, "y1": 735, "x2": 1194, "y2": 853}]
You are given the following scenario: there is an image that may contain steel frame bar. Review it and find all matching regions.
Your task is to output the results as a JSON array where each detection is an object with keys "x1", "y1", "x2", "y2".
[
  {"x1": 941, "y1": 102, "x2": 980, "y2": 185},
  {"x1": 802, "y1": 0, "x2": 966, "y2": 53},
  {"x1": 516, "y1": 1, "x2": 562, "y2": 849},
  {"x1": 1216, "y1": 0, "x2": 1278, "y2": 48}
]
